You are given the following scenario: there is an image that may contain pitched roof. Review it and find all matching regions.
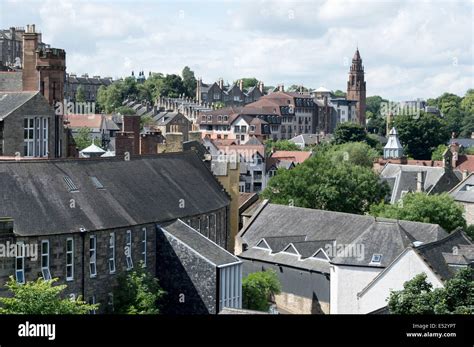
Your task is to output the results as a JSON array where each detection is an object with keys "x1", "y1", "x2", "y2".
[
  {"x1": 270, "y1": 151, "x2": 312, "y2": 164},
  {"x1": 217, "y1": 144, "x2": 265, "y2": 159},
  {"x1": 414, "y1": 229, "x2": 473, "y2": 281},
  {"x1": 0, "y1": 152, "x2": 230, "y2": 236},
  {"x1": 0, "y1": 91, "x2": 39, "y2": 118},
  {"x1": 449, "y1": 173, "x2": 474, "y2": 203},
  {"x1": 159, "y1": 219, "x2": 240, "y2": 267},
  {"x1": 66, "y1": 114, "x2": 103, "y2": 129},
  {"x1": 0, "y1": 71, "x2": 23, "y2": 92},
  {"x1": 238, "y1": 202, "x2": 447, "y2": 270}
]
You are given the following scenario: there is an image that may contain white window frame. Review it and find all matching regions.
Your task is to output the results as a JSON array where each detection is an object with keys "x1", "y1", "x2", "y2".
[
  {"x1": 66, "y1": 238, "x2": 74, "y2": 281},
  {"x1": 89, "y1": 295, "x2": 97, "y2": 314},
  {"x1": 109, "y1": 233, "x2": 116, "y2": 274},
  {"x1": 142, "y1": 227, "x2": 147, "y2": 267},
  {"x1": 89, "y1": 235, "x2": 97, "y2": 278},
  {"x1": 125, "y1": 230, "x2": 133, "y2": 270},
  {"x1": 15, "y1": 241, "x2": 25, "y2": 284},
  {"x1": 41, "y1": 240, "x2": 51, "y2": 280}
]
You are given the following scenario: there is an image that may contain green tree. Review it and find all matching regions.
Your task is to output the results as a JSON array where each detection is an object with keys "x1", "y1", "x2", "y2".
[
  {"x1": 431, "y1": 144, "x2": 448, "y2": 161},
  {"x1": 262, "y1": 152, "x2": 389, "y2": 214},
  {"x1": 333, "y1": 122, "x2": 367, "y2": 144},
  {"x1": 393, "y1": 111, "x2": 450, "y2": 159},
  {"x1": 388, "y1": 268, "x2": 473, "y2": 314},
  {"x1": 75, "y1": 85, "x2": 86, "y2": 103},
  {"x1": 158, "y1": 74, "x2": 186, "y2": 98},
  {"x1": 326, "y1": 142, "x2": 379, "y2": 168},
  {"x1": 370, "y1": 192, "x2": 466, "y2": 232},
  {"x1": 0, "y1": 277, "x2": 98, "y2": 314},
  {"x1": 115, "y1": 106, "x2": 136, "y2": 116},
  {"x1": 366, "y1": 95, "x2": 388, "y2": 116},
  {"x1": 182, "y1": 66, "x2": 196, "y2": 97},
  {"x1": 113, "y1": 265, "x2": 165, "y2": 314},
  {"x1": 287, "y1": 85, "x2": 308, "y2": 92},
  {"x1": 332, "y1": 90, "x2": 346, "y2": 98},
  {"x1": 265, "y1": 139, "x2": 301, "y2": 154},
  {"x1": 214, "y1": 101, "x2": 225, "y2": 109},
  {"x1": 234, "y1": 77, "x2": 258, "y2": 89},
  {"x1": 74, "y1": 127, "x2": 93, "y2": 151},
  {"x1": 461, "y1": 89, "x2": 474, "y2": 115},
  {"x1": 242, "y1": 270, "x2": 281, "y2": 312}
]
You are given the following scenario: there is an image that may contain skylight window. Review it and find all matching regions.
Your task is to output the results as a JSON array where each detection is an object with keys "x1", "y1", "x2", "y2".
[
  {"x1": 370, "y1": 254, "x2": 383, "y2": 264},
  {"x1": 90, "y1": 176, "x2": 104, "y2": 189},
  {"x1": 63, "y1": 176, "x2": 78, "y2": 192}
]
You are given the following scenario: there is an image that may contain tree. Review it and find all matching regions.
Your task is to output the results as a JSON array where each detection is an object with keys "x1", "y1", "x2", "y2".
[
  {"x1": 326, "y1": 142, "x2": 379, "y2": 168},
  {"x1": 461, "y1": 89, "x2": 474, "y2": 115},
  {"x1": 366, "y1": 95, "x2": 387, "y2": 116},
  {"x1": 115, "y1": 106, "x2": 136, "y2": 116},
  {"x1": 158, "y1": 74, "x2": 186, "y2": 98},
  {"x1": 74, "y1": 127, "x2": 93, "y2": 151},
  {"x1": 333, "y1": 122, "x2": 367, "y2": 144},
  {"x1": 431, "y1": 144, "x2": 448, "y2": 161},
  {"x1": 393, "y1": 111, "x2": 450, "y2": 160},
  {"x1": 182, "y1": 66, "x2": 196, "y2": 97},
  {"x1": 370, "y1": 192, "x2": 466, "y2": 232},
  {"x1": 75, "y1": 85, "x2": 86, "y2": 103},
  {"x1": 234, "y1": 77, "x2": 258, "y2": 89},
  {"x1": 0, "y1": 277, "x2": 98, "y2": 314},
  {"x1": 388, "y1": 268, "x2": 473, "y2": 314},
  {"x1": 265, "y1": 139, "x2": 300, "y2": 154},
  {"x1": 242, "y1": 270, "x2": 281, "y2": 312},
  {"x1": 113, "y1": 265, "x2": 165, "y2": 314},
  {"x1": 287, "y1": 85, "x2": 308, "y2": 92},
  {"x1": 262, "y1": 152, "x2": 389, "y2": 214},
  {"x1": 333, "y1": 90, "x2": 346, "y2": 98}
]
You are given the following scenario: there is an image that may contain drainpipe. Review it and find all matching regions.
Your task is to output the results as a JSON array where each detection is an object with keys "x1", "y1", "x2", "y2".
[{"x1": 80, "y1": 228, "x2": 86, "y2": 300}]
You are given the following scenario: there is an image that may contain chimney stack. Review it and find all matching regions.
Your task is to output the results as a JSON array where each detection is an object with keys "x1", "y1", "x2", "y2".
[
  {"x1": 416, "y1": 171, "x2": 424, "y2": 192},
  {"x1": 278, "y1": 84, "x2": 284, "y2": 92},
  {"x1": 239, "y1": 79, "x2": 244, "y2": 91},
  {"x1": 450, "y1": 142, "x2": 460, "y2": 168},
  {"x1": 258, "y1": 81, "x2": 264, "y2": 94},
  {"x1": 218, "y1": 78, "x2": 224, "y2": 90},
  {"x1": 22, "y1": 24, "x2": 39, "y2": 91}
]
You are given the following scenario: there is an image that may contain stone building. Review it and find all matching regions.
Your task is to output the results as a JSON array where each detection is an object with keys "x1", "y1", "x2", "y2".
[
  {"x1": 0, "y1": 152, "x2": 242, "y2": 314},
  {"x1": 0, "y1": 26, "x2": 47, "y2": 68},
  {"x1": 346, "y1": 48, "x2": 366, "y2": 126},
  {"x1": 196, "y1": 78, "x2": 264, "y2": 106},
  {"x1": 65, "y1": 73, "x2": 113, "y2": 103}
]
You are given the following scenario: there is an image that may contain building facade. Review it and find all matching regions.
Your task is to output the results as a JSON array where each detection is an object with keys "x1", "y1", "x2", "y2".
[{"x1": 346, "y1": 49, "x2": 366, "y2": 126}]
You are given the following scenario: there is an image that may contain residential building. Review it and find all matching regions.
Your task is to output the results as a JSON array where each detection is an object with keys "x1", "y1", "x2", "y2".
[
  {"x1": 196, "y1": 78, "x2": 264, "y2": 106},
  {"x1": 236, "y1": 201, "x2": 448, "y2": 314},
  {"x1": 289, "y1": 134, "x2": 320, "y2": 149},
  {"x1": 0, "y1": 152, "x2": 241, "y2": 314},
  {"x1": 450, "y1": 173, "x2": 474, "y2": 225},
  {"x1": 65, "y1": 73, "x2": 113, "y2": 103},
  {"x1": 357, "y1": 229, "x2": 473, "y2": 314},
  {"x1": 0, "y1": 25, "x2": 47, "y2": 68}
]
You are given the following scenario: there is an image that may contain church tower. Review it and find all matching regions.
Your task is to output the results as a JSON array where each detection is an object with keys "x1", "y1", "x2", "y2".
[{"x1": 347, "y1": 48, "x2": 366, "y2": 126}]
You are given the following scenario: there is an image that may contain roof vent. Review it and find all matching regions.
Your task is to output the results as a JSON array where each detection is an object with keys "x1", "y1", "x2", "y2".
[{"x1": 90, "y1": 176, "x2": 104, "y2": 189}]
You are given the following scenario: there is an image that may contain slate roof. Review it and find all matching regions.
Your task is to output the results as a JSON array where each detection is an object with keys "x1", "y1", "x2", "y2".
[
  {"x1": 449, "y1": 173, "x2": 474, "y2": 203},
  {"x1": 0, "y1": 91, "x2": 39, "y2": 119},
  {"x1": 380, "y1": 164, "x2": 460, "y2": 204},
  {"x1": 0, "y1": 152, "x2": 230, "y2": 236},
  {"x1": 414, "y1": 229, "x2": 473, "y2": 281},
  {"x1": 0, "y1": 71, "x2": 23, "y2": 92},
  {"x1": 238, "y1": 202, "x2": 447, "y2": 271},
  {"x1": 449, "y1": 138, "x2": 474, "y2": 148},
  {"x1": 159, "y1": 219, "x2": 240, "y2": 267},
  {"x1": 289, "y1": 134, "x2": 320, "y2": 146}
]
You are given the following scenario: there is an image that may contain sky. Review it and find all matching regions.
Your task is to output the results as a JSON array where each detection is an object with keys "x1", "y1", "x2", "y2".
[{"x1": 1, "y1": 0, "x2": 473, "y2": 101}]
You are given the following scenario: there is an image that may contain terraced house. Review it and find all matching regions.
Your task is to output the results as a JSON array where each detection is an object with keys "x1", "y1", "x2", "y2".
[{"x1": 0, "y1": 152, "x2": 242, "y2": 314}]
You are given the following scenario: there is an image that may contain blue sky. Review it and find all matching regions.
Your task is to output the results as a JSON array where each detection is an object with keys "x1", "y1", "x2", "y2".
[{"x1": 1, "y1": 0, "x2": 473, "y2": 100}]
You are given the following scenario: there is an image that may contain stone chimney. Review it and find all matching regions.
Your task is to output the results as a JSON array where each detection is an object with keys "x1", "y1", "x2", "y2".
[
  {"x1": 239, "y1": 79, "x2": 244, "y2": 91},
  {"x1": 258, "y1": 81, "x2": 264, "y2": 94},
  {"x1": 196, "y1": 78, "x2": 202, "y2": 103},
  {"x1": 218, "y1": 78, "x2": 224, "y2": 90},
  {"x1": 121, "y1": 114, "x2": 140, "y2": 155},
  {"x1": 416, "y1": 171, "x2": 425, "y2": 192},
  {"x1": 188, "y1": 130, "x2": 202, "y2": 143},
  {"x1": 165, "y1": 133, "x2": 183, "y2": 152},
  {"x1": 450, "y1": 142, "x2": 460, "y2": 168},
  {"x1": 278, "y1": 84, "x2": 284, "y2": 92},
  {"x1": 22, "y1": 24, "x2": 39, "y2": 91}
]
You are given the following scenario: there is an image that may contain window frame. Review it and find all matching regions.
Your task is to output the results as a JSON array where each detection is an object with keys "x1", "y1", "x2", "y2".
[
  {"x1": 15, "y1": 241, "x2": 25, "y2": 284},
  {"x1": 66, "y1": 238, "x2": 74, "y2": 281},
  {"x1": 89, "y1": 235, "x2": 97, "y2": 278},
  {"x1": 109, "y1": 232, "x2": 116, "y2": 274},
  {"x1": 41, "y1": 240, "x2": 51, "y2": 280},
  {"x1": 125, "y1": 230, "x2": 133, "y2": 270}
]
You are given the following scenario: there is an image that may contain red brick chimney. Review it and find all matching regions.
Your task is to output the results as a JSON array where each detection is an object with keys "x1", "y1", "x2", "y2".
[
  {"x1": 121, "y1": 114, "x2": 140, "y2": 155},
  {"x1": 22, "y1": 24, "x2": 39, "y2": 91}
]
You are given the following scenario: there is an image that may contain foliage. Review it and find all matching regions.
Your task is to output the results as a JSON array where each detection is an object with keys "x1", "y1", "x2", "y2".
[
  {"x1": 431, "y1": 144, "x2": 448, "y2": 161},
  {"x1": 370, "y1": 192, "x2": 467, "y2": 232},
  {"x1": 333, "y1": 122, "x2": 367, "y2": 144},
  {"x1": 265, "y1": 139, "x2": 301, "y2": 154},
  {"x1": 262, "y1": 149, "x2": 389, "y2": 214},
  {"x1": 288, "y1": 85, "x2": 308, "y2": 92},
  {"x1": 0, "y1": 277, "x2": 98, "y2": 314},
  {"x1": 74, "y1": 127, "x2": 93, "y2": 151},
  {"x1": 182, "y1": 66, "x2": 196, "y2": 97},
  {"x1": 234, "y1": 77, "x2": 259, "y2": 89},
  {"x1": 326, "y1": 142, "x2": 379, "y2": 168},
  {"x1": 75, "y1": 85, "x2": 86, "y2": 103},
  {"x1": 113, "y1": 265, "x2": 165, "y2": 314},
  {"x1": 332, "y1": 90, "x2": 346, "y2": 98},
  {"x1": 388, "y1": 268, "x2": 474, "y2": 314},
  {"x1": 393, "y1": 111, "x2": 450, "y2": 160},
  {"x1": 140, "y1": 115, "x2": 155, "y2": 129},
  {"x1": 242, "y1": 270, "x2": 281, "y2": 312},
  {"x1": 115, "y1": 106, "x2": 136, "y2": 116},
  {"x1": 214, "y1": 101, "x2": 225, "y2": 109}
]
